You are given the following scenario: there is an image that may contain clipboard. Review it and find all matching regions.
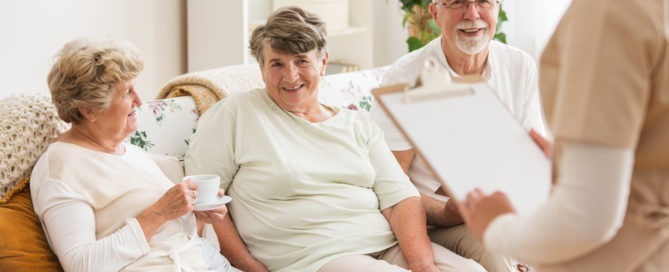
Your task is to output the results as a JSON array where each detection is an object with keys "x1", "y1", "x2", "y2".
[{"x1": 372, "y1": 70, "x2": 551, "y2": 215}]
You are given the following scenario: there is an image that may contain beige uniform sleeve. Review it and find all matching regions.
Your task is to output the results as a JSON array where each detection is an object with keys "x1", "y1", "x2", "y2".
[{"x1": 483, "y1": 142, "x2": 634, "y2": 264}]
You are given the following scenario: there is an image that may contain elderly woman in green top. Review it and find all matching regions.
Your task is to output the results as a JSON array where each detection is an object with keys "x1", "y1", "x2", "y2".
[{"x1": 185, "y1": 6, "x2": 484, "y2": 272}]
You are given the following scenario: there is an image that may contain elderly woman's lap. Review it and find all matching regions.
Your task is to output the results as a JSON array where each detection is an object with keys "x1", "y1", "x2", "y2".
[{"x1": 318, "y1": 243, "x2": 486, "y2": 272}]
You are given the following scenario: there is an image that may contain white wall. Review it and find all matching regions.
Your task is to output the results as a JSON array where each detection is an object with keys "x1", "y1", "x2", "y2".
[
  {"x1": 188, "y1": 0, "x2": 249, "y2": 71},
  {"x1": 503, "y1": 0, "x2": 572, "y2": 61},
  {"x1": 188, "y1": 0, "x2": 383, "y2": 71},
  {"x1": 373, "y1": 0, "x2": 409, "y2": 67},
  {"x1": 0, "y1": 0, "x2": 186, "y2": 100}
]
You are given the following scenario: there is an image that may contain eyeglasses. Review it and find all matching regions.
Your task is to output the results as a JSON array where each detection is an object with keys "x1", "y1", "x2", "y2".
[{"x1": 437, "y1": 0, "x2": 500, "y2": 10}]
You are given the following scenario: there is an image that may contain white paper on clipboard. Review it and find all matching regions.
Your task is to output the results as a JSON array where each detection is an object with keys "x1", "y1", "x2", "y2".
[{"x1": 372, "y1": 79, "x2": 551, "y2": 215}]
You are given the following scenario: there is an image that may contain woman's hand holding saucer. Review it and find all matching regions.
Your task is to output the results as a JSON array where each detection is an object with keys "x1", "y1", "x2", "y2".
[{"x1": 194, "y1": 189, "x2": 229, "y2": 224}]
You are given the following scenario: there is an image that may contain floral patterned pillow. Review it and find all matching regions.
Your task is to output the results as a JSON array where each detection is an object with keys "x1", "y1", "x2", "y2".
[
  {"x1": 128, "y1": 96, "x2": 199, "y2": 157},
  {"x1": 319, "y1": 66, "x2": 388, "y2": 112}
]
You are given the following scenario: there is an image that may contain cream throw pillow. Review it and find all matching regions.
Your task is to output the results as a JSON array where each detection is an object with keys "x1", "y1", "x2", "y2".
[{"x1": 148, "y1": 153, "x2": 184, "y2": 184}]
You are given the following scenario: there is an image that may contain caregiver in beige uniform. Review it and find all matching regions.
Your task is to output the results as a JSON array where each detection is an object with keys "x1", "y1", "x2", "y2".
[{"x1": 460, "y1": 0, "x2": 669, "y2": 271}]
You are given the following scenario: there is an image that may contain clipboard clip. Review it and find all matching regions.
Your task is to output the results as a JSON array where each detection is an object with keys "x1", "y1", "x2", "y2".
[{"x1": 403, "y1": 57, "x2": 473, "y2": 103}]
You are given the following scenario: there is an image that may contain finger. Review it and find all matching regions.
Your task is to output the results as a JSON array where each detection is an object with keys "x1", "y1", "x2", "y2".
[
  {"x1": 467, "y1": 189, "x2": 482, "y2": 202},
  {"x1": 491, "y1": 191, "x2": 505, "y2": 199},
  {"x1": 465, "y1": 190, "x2": 482, "y2": 211},
  {"x1": 194, "y1": 211, "x2": 210, "y2": 221},
  {"x1": 530, "y1": 129, "x2": 551, "y2": 156},
  {"x1": 202, "y1": 211, "x2": 213, "y2": 221},
  {"x1": 529, "y1": 129, "x2": 545, "y2": 145},
  {"x1": 186, "y1": 180, "x2": 198, "y2": 190}
]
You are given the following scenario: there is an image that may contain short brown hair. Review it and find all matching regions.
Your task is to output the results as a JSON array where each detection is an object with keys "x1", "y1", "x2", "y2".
[
  {"x1": 47, "y1": 37, "x2": 144, "y2": 124},
  {"x1": 249, "y1": 6, "x2": 327, "y2": 64}
]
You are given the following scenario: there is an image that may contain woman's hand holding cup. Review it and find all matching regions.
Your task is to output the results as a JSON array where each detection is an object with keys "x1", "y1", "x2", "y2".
[
  {"x1": 182, "y1": 175, "x2": 221, "y2": 206},
  {"x1": 183, "y1": 174, "x2": 229, "y2": 223},
  {"x1": 150, "y1": 181, "x2": 199, "y2": 220}
]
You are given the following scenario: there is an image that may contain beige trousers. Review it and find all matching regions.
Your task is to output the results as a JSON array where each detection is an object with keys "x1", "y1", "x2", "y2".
[
  {"x1": 318, "y1": 242, "x2": 485, "y2": 272},
  {"x1": 428, "y1": 225, "x2": 515, "y2": 272}
]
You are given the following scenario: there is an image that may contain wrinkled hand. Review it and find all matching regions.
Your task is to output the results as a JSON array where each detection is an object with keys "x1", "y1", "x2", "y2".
[
  {"x1": 530, "y1": 129, "x2": 552, "y2": 157},
  {"x1": 194, "y1": 189, "x2": 228, "y2": 224},
  {"x1": 459, "y1": 188, "x2": 515, "y2": 241},
  {"x1": 150, "y1": 180, "x2": 198, "y2": 221}
]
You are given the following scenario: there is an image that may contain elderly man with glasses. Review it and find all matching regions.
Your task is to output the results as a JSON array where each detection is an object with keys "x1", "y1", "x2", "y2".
[{"x1": 371, "y1": 0, "x2": 545, "y2": 271}]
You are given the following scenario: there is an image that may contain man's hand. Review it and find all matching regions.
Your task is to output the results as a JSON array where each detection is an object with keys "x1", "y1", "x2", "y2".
[
  {"x1": 443, "y1": 198, "x2": 463, "y2": 224},
  {"x1": 422, "y1": 194, "x2": 463, "y2": 226}
]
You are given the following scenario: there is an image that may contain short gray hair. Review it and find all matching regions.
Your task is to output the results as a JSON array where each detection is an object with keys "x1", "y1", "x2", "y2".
[
  {"x1": 47, "y1": 37, "x2": 144, "y2": 124},
  {"x1": 249, "y1": 6, "x2": 327, "y2": 64}
]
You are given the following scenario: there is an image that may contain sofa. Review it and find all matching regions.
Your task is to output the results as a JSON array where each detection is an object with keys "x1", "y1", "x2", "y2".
[{"x1": 0, "y1": 64, "x2": 387, "y2": 271}]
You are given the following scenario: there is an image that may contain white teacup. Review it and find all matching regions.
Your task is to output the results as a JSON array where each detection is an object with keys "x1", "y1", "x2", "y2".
[{"x1": 182, "y1": 174, "x2": 221, "y2": 205}]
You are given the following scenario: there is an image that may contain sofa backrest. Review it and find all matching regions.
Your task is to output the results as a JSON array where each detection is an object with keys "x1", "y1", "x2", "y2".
[{"x1": 130, "y1": 66, "x2": 388, "y2": 158}]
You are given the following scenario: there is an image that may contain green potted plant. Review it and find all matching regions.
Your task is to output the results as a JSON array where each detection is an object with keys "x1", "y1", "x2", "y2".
[{"x1": 398, "y1": 0, "x2": 508, "y2": 51}]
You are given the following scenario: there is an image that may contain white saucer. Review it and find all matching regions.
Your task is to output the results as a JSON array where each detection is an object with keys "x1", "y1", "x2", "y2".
[{"x1": 194, "y1": 196, "x2": 232, "y2": 211}]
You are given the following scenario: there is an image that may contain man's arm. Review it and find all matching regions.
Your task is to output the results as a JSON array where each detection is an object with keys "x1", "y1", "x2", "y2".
[
  {"x1": 391, "y1": 149, "x2": 415, "y2": 174},
  {"x1": 213, "y1": 217, "x2": 268, "y2": 272},
  {"x1": 392, "y1": 149, "x2": 463, "y2": 227}
]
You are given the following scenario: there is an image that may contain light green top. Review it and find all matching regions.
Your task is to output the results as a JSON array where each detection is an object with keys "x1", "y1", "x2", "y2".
[{"x1": 186, "y1": 89, "x2": 419, "y2": 272}]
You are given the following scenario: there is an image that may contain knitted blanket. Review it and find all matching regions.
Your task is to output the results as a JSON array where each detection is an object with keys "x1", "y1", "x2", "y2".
[
  {"x1": 156, "y1": 64, "x2": 265, "y2": 114},
  {"x1": 0, "y1": 93, "x2": 69, "y2": 198}
]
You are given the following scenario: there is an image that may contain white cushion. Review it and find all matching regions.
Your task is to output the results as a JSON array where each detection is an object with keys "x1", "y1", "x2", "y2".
[{"x1": 148, "y1": 153, "x2": 184, "y2": 184}]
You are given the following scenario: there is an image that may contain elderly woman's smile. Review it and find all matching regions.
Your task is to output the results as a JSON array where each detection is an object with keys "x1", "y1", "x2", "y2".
[{"x1": 281, "y1": 84, "x2": 304, "y2": 92}]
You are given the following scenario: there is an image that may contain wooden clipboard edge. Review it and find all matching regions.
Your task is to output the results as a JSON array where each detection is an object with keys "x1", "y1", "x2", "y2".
[
  {"x1": 371, "y1": 84, "x2": 461, "y2": 203},
  {"x1": 454, "y1": 74, "x2": 485, "y2": 83}
]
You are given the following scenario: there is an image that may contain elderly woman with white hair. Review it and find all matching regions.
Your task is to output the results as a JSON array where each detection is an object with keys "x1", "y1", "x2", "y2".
[{"x1": 31, "y1": 37, "x2": 232, "y2": 272}]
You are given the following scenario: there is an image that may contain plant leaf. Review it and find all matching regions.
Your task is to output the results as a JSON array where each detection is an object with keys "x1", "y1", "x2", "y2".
[
  {"x1": 494, "y1": 32, "x2": 507, "y2": 44},
  {"x1": 494, "y1": 5, "x2": 508, "y2": 44},
  {"x1": 407, "y1": 36, "x2": 425, "y2": 52}
]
